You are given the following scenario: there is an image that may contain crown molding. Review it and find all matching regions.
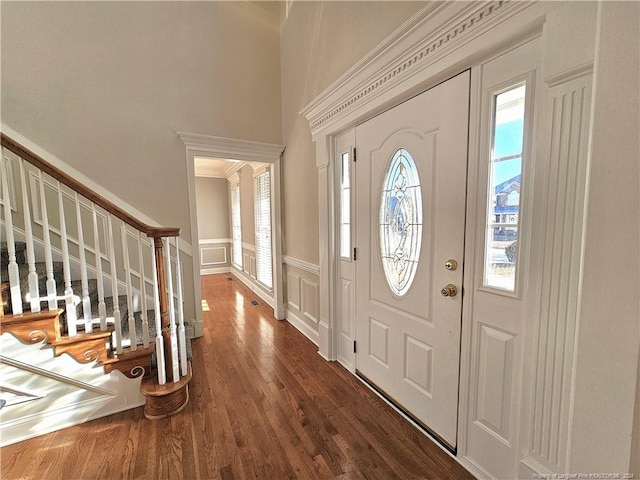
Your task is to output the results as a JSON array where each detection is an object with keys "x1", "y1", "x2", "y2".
[
  {"x1": 178, "y1": 132, "x2": 284, "y2": 164},
  {"x1": 301, "y1": 0, "x2": 532, "y2": 135},
  {"x1": 227, "y1": 172, "x2": 240, "y2": 185},
  {"x1": 194, "y1": 158, "x2": 229, "y2": 179}
]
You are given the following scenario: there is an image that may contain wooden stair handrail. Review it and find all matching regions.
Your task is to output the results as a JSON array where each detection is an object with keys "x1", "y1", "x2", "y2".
[{"x1": 1, "y1": 133, "x2": 180, "y2": 238}]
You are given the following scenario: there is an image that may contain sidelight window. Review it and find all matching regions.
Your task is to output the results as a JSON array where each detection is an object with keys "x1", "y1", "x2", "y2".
[
  {"x1": 339, "y1": 151, "x2": 351, "y2": 259},
  {"x1": 484, "y1": 83, "x2": 527, "y2": 291},
  {"x1": 254, "y1": 170, "x2": 272, "y2": 289}
]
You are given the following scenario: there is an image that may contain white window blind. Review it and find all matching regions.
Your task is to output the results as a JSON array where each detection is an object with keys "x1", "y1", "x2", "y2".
[
  {"x1": 231, "y1": 185, "x2": 242, "y2": 269},
  {"x1": 254, "y1": 171, "x2": 272, "y2": 289}
]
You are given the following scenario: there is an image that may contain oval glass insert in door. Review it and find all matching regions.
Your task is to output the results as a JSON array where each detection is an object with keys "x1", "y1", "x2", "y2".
[{"x1": 379, "y1": 148, "x2": 423, "y2": 297}]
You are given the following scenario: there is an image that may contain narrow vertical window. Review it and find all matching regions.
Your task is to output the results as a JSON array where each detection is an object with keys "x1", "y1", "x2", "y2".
[
  {"x1": 339, "y1": 151, "x2": 351, "y2": 259},
  {"x1": 254, "y1": 171, "x2": 272, "y2": 289},
  {"x1": 484, "y1": 83, "x2": 526, "y2": 291},
  {"x1": 231, "y1": 185, "x2": 242, "y2": 269}
]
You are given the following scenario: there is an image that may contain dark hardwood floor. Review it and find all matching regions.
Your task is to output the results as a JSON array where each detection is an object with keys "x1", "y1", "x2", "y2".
[{"x1": 1, "y1": 273, "x2": 474, "y2": 479}]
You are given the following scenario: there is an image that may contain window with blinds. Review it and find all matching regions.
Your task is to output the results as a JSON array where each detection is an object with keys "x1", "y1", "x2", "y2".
[
  {"x1": 254, "y1": 171, "x2": 272, "y2": 289},
  {"x1": 231, "y1": 185, "x2": 242, "y2": 269}
]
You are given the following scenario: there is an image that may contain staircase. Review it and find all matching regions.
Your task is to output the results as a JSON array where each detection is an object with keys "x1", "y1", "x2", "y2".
[{"x1": 0, "y1": 133, "x2": 192, "y2": 446}]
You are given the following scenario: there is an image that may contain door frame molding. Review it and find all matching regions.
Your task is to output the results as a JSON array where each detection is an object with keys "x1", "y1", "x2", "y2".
[
  {"x1": 301, "y1": 0, "x2": 562, "y2": 475},
  {"x1": 179, "y1": 132, "x2": 286, "y2": 334},
  {"x1": 301, "y1": 0, "x2": 553, "y2": 371}
]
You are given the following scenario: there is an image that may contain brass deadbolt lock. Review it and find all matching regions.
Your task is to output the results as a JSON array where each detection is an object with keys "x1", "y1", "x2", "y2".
[{"x1": 445, "y1": 259, "x2": 458, "y2": 271}]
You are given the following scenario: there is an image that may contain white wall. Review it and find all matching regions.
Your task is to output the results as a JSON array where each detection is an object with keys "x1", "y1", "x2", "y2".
[
  {"x1": 195, "y1": 177, "x2": 230, "y2": 240},
  {"x1": 238, "y1": 164, "x2": 256, "y2": 248},
  {"x1": 195, "y1": 176, "x2": 231, "y2": 274},
  {"x1": 1, "y1": 1, "x2": 282, "y2": 243},
  {"x1": 279, "y1": 1, "x2": 426, "y2": 265},
  {"x1": 1, "y1": 1, "x2": 282, "y2": 323},
  {"x1": 570, "y1": 1, "x2": 640, "y2": 473}
]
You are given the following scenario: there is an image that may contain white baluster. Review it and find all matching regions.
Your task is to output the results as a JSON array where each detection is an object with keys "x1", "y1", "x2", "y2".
[
  {"x1": 1, "y1": 155, "x2": 22, "y2": 314},
  {"x1": 107, "y1": 214, "x2": 122, "y2": 354},
  {"x1": 121, "y1": 225, "x2": 136, "y2": 351},
  {"x1": 175, "y1": 237, "x2": 188, "y2": 376},
  {"x1": 58, "y1": 182, "x2": 77, "y2": 336},
  {"x1": 38, "y1": 170, "x2": 57, "y2": 311},
  {"x1": 19, "y1": 159, "x2": 40, "y2": 313},
  {"x1": 74, "y1": 192, "x2": 92, "y2": 333},
  {"x1": 92, "y1": 204, "x2": 107, "y2": 331},
  {"x1": 151, "y1": 240, "x2": 166, "y2": 385},
  {"x1": 164, "y1": 238, "x2": 179, "y2": 383},
  {"x1": 138, "y1": 232, "x2": 150, "y2": 348}
]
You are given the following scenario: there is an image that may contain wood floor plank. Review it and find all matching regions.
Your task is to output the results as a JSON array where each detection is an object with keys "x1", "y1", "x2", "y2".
[{"x1": 0, "y1": 273, "x2": 474, "y2": 480}]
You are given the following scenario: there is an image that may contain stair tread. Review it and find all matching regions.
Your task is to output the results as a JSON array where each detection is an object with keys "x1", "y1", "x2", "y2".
[
  {"x1": 51, "y1": 328, "x2": 114, "y2": 346},
  {"x1": 115, "y1": 344, "x2": 155, "y2": 358},
  {"x1": 0, "y1": 309, "x2": 64, "y2": 325}
]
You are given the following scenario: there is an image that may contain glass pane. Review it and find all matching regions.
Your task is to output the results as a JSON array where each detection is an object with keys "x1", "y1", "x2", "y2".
[
  {"x1": 339, "y1": 151, "x2": 351, "y2": 259},
  {"x1": 341, "y1": 189, "x2": 350, "y2": 224},
  {"x1": 255, "y1": 172, "x2": 272, "y2": 289},
  {"x1": 231, "y1": 186, "x2": 243, "y2": 268},
  {"x1": 484, "y1": 84, "x2": 526, "y2": 291},
  {"x1": 379, "y1": 148, "x2": 422, "y2": 297}
]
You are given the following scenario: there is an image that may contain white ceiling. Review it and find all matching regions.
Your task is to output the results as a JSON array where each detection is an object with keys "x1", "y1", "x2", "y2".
[{"x1": 194, "y1": 157, "x2": 240, "y2": 178}]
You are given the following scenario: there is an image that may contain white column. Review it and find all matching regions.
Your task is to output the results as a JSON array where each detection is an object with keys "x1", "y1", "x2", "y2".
[
  {"x1": 58, "y1": 182, "x2": 77, "y2": 336},
  {"x1": 121, "y1": 225, "x2": 136, "y2": 351},
  {"x1": 164, "y1": 238, "x2": 180, "y2": 382},
  {"x1": 74, "y1": 192, "x2": 92, "y2": 333},
  {"x1": 270, "y1": 160, "x2": 285, "y2": 320},
  {"x1": 92, "y1": 204, "x2": 107, "y2": 331},
  {"x1": 151, "y1": 240, "x2": 166, "y2": 385},
  {"x1": 1, "y1": 154, "x2": 22, "y2": 314},
  {"x1": 107, "y1": 214, "x2": 122, "y2": 354},
  {"x1": 175, "y1": 237, "x2": 188, "y2": 376},
  {"x1": 38, "y1": 171, "x2": 57, "y2": 311},
  {"x1": 19, "y1": 159, "x2": 40, "y2": 313},
  {"x1": 315, "y1": 136, "x2": 335, "y2": 361},
  {"x1": 137, "y1": 232, "x2": 150, "y2": 348}
]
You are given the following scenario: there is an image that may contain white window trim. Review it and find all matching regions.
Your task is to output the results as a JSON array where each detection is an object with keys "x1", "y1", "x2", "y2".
[{"x1": 254, "y1": 169, "x2": 273, "y2": 291}]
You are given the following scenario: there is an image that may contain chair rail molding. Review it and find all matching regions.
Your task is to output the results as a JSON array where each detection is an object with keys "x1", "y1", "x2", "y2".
[{"x1": 283, "y1": 255, "x2": 320, "y2": 276}]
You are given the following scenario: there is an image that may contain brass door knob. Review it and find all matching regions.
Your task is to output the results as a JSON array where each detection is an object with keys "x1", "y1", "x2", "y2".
[
  {"x1": 441, "y1": 284, "x2": 458, "y2": 297},
  {"x1": 444, "y1": 259, "x2": 458, "y2": 271}
]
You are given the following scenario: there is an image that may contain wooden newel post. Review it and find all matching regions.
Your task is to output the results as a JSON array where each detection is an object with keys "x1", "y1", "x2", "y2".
[{"x1": 152, "y1": 236, "x2": 174, "y2": 381}]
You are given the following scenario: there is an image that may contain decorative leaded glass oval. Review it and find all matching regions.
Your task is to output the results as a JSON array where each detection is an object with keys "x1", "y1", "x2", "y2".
[{"x1": 379, "y1": 148, "x2": 422, "y2": 296}]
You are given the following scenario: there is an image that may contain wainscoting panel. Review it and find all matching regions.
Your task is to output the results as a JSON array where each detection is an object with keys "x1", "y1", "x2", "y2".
[
  {"x1": 243, "y1": 254, "x2": 250, "y2": 275},
  {"x1": 283, "y1": 258, "x2": 320, "y2": 346},
  {"x1": 302, "y1": 279, "x2": 319, "y2": 323},
  {"x1": 475, "y1": 324, "x2": 516, "y2": 443},
  {"x1": 201, "y1": 246, "x2": 226, "y2": 265},
  {"x1": 287, "y1": 273, "x2": 301, "y2": 310},
  {"x1": 199, "y1": 239, "x2": 231, "y2": 275}
]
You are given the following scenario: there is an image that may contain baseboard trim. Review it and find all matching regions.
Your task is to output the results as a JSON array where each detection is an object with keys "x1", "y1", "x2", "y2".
[
  {"x1": 200, "y1": 267, "x2": 231, "y2": 276},
  {"x1": 285, "y1": 308, "x2": 319, "y2": 346}
]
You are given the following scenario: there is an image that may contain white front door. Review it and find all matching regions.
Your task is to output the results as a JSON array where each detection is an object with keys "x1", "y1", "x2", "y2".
[{"x1": 354, "y1": 71, "x2": 470, "y2": 448}]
